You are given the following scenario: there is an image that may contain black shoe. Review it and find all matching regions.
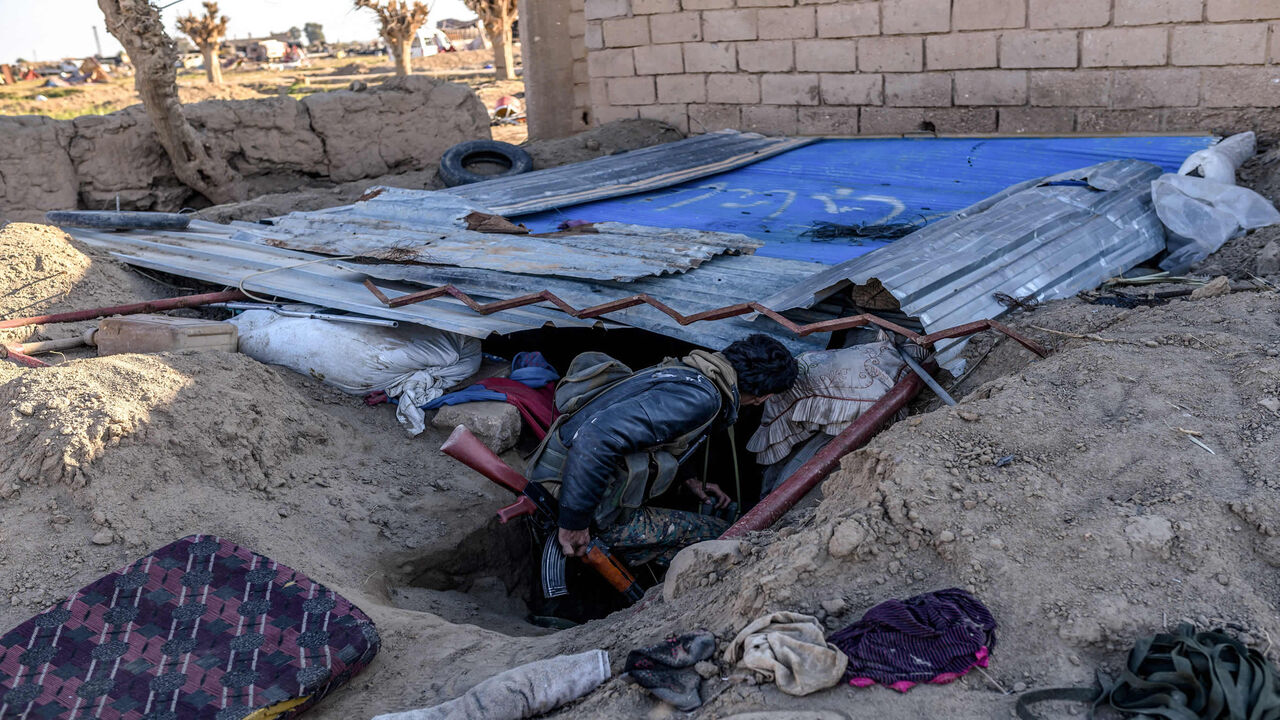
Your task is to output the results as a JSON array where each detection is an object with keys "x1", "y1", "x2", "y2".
[
  {"x1": 629, "y1": 668, "x2": 703, "y2": 711},
  {"x1": 625, "y1": 630, "x2": 716, "y2": 671}
]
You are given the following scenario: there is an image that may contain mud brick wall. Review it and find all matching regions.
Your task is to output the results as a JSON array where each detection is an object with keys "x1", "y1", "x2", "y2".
[
  {"x1": 0, "y1": 76, "x2": 489, "y2": 222},
  {"x1": 573, "y1": 0, "x2": 1280, "y2": 136}
]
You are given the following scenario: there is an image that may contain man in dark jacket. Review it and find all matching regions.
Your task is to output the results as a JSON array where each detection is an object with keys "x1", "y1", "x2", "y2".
[{"x1": 530, "y1": 335, "x2": 798, "y2": 568}]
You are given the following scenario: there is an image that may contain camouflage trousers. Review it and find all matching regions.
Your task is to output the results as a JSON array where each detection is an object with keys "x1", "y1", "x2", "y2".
[{"x1": 598, "y1": 507, "x2": 729, "y2": 568}]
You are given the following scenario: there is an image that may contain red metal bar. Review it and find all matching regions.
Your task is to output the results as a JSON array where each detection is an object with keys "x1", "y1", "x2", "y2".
[
  {"x1": 721, "y1": 369, "x2": 925, "y2": 537},
  {"x1": 362, "y1": 280, "x2": 1049, "y2": 357},
  {"x1": 0, "y1": 347, "x2": 50, "y2": 368},
  {"x1": 0, "y1": 289, "x2": 248, "y2": 330}
]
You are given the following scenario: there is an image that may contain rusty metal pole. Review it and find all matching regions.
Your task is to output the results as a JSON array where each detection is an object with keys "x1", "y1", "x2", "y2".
[
  {"x1": 721, "y1": 370, "x2": 925, "y2": 538},
  {"x1": 0, "y1": 289, "x2": 247, "y2": 330},
  {"x1": 0, "y1": 347, "x2": 50, "y2": 368}
]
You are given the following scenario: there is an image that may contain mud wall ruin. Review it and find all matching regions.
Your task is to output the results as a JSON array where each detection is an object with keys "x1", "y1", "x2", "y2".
[
  {"x1": 527, "y1": 0, "x2": 1280, "y2": 138},
  {"x1": 0, "y1": 76, "x2": 491, "y2": 222}
]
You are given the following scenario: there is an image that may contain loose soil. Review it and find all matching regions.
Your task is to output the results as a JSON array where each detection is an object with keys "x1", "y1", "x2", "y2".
[{"x1": 0, "y1": 142, "x2": 1277, "y2": 720}]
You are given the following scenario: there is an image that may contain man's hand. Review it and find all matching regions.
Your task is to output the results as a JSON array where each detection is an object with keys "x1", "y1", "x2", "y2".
[
  {"x1": 684, "y1": 477, "x2": 732, "y2": 509},
  {"x1": 558, "y1": 527, "x2": 591, "y2": 557}
]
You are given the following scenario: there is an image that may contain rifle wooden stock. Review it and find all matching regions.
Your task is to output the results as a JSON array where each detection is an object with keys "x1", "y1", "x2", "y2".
[
  {"x1": 584, "y1": 543, "x2": 644, "y2": 604},
  {"x1": 441, "y1": 425, "x2": 529, "y2": 495},
  {"x1": 497, "y1": 495, "x2": 538, "y2": 523}
]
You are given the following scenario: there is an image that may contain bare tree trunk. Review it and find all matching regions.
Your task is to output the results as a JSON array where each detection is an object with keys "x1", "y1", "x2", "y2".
[
  {"x1": 493, "y1": 22, "x2": 515, "y2": 81},
  {"x1": 201, "y1": 46, "x2": 222, "y2": 84},
  {"x1": 98, "y1": 0, "x2": 244, "y2": 205},
  {"x1": 392, "y1": 36, "x2": 412, "y2": 76}
]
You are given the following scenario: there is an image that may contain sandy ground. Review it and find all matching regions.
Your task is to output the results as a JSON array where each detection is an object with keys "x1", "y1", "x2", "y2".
[
  {"x1": 3, "y1": 50, "x2": 526, "y2": 142},
  {"x1": 0, "y1": 138, "x2": 1276, "y2": 719}
]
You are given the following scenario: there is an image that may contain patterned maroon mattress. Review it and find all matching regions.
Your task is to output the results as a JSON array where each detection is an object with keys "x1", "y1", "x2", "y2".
[{"x1": 0, "y1": 535, "x2": 380, "y2": 719}]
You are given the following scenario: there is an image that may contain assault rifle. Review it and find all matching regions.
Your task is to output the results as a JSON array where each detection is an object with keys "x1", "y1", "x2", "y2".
[{"x1": 440, "y1": 425, "x2": 644, "y2": 604}]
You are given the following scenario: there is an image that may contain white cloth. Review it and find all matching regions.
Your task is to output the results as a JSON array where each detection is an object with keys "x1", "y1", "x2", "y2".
[
  {"x1": 372, "y1": 650, "x2": 611, "y2": 720},
  {"x1": 725, "y1": 612, "x2": 848, "y2": 697},
  {"x1": 748, "y1": 342, "x2": 905, "y2": 466},
  {"x1": 229, "y1": 309, "x2": 480, "y2": 435}
]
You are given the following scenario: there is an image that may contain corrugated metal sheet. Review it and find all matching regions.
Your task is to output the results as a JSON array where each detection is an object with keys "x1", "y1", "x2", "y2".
[
  {"x1": 66, "y1": 221, "x2": 833, "y2": 350},
  {"x1": 68, "y1": 221, "x2": 609, "y2": 339},
  {"x1": 762, "y1": 159, "x2": 1168, "y2": 356},
  {"x1": 234, "y1": 188, "x2": 760, "y2": 282},
  {"x1": 445, "y1": 130, "x2": 816, "y2": 216},
  {"x1": 345, "y1": 254, "x2": 833, "y2": 354},
  {"x1": 513, "y1": 135, "x2": 1217, "y2": 264}
]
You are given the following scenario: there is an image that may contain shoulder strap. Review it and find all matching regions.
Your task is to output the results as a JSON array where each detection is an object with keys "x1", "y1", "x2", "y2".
[{"x1": 1014, "y1": 687, "x2": 1100, "y2": 720}]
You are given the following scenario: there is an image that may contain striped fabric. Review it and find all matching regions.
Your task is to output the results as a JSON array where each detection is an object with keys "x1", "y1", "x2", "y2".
[
  {"x1": 0, "y1": 535, "x2": 379, "y2": 719},
  {"x1": 827, "y1": 588, "x2": 996, "y2": 693}
]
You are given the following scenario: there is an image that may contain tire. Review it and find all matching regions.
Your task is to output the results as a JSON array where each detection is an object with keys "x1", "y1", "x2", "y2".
[
  {"x1": 438, "y1": 140, "x2": 533, "y2": 187},
  {"x1": 45, "y1": 210, "x2": 191, "y2": 231}
]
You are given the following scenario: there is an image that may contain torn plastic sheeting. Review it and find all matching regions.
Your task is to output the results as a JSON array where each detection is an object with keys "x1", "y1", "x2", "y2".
[
  {"x1": 1154, "y1": 132, "x2": 1280, "y2": 273},
  {"x1": 232, "y1": 187, "x2": 763, "y2": 282},
  {"x1": 760, "y1": 159, "x2": 1169, "y2": 365},
  {"x1": 1177, "y1": 131, "x2": 1255, "y2": 185},
  {"x1": 1154, "y1": 174, "x2": 1280, "y2": 273}
]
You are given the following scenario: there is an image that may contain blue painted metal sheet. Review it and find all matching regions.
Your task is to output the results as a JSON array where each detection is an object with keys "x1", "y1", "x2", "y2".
[{"x1": 514, "y1": 136, "x2": 1218, "y2": 265}]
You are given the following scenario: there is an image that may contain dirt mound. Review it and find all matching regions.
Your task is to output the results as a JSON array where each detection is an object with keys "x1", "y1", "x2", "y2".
[
  {"x1": 0, "y1": 222, "x2": 168, "y2": 344},
  {"x1": 546, "y1": 289, "x2": 1280, "y2": 718},
  {"x1": 524, "y1": 119, "x2": 685, "y2": 170},
  {"x1": 0, "y1": 345, "x2": 536, "y2": 661}
]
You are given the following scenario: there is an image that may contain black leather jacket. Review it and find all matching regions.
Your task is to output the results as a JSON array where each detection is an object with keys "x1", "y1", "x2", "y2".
[{"x1": 555, "y1": 365, "x2": 737, "y2": 530}]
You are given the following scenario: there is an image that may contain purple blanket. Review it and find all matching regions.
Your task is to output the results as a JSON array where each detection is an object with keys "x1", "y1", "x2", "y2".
[
  {"x1": 827, "y1": 588, "x2": 996, "y2": 692},
  {"x1": 0, "y1": 535, "x2": 379, "y2": 719}
]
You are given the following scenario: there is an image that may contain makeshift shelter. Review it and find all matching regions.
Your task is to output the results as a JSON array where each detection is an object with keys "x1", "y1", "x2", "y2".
[{"x1": 64, "y1": 132, "x2": 1225, "y2": 359}]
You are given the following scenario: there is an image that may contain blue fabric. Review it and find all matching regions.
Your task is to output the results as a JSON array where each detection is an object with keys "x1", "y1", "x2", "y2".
[
  {"x1": 416, "y1": 351, "x2": 560, "y2": 410},
  {"x1": 511, "y1": 366, "x2": 559, "y2": 388},
  {"x1": 419, "y1": 386, "x2": 507, "y2": 410},
  {"x1": 514, "y1": 351, "x2": 558, "y2": 376},
  {"x1": 515, "y1": 136, "x2": 1218, "y2": 265}
]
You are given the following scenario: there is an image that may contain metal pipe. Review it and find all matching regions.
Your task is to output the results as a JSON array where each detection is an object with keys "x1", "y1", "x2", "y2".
[
  {"x1": 7, "y1": 336, "x2": 90, "y2": 356},
  {"x1": 0, "y1": 289, "x2": 247, "y2": 330},
  {"x1": 213, "y1": 302, "x2": 400, "y2": 328},
  {"x1": 898, "y1": 346, "x2": 956, "y2": 406},
  {"x1": 721, "y1": 369, "x2": 925, "y2": 537}
]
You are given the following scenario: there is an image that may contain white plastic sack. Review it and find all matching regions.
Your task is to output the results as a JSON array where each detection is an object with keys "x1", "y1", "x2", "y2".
[
  {"x1": 229, "y1": 310, "x2": 481, "y2": 435},
  {"x1": 1177, "y1": 132, "x2": 1256, "y2": 185},
  {"x1": 1153, "y1": 173, "x2": 1280, "y2": 272}
]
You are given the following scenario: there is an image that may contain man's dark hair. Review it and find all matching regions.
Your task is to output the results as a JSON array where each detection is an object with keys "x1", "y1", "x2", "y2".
[{"x1": 722, "y1": 334, "x2": 798, "y2": 397}]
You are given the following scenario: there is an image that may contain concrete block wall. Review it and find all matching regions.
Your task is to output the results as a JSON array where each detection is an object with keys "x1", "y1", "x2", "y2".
[
  {"x1": 574, "y1": 0, "x2": 1280, "y2": 135},
  {"x1": 569, "y1": 0, "x2": 594, "y2": 131}
]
